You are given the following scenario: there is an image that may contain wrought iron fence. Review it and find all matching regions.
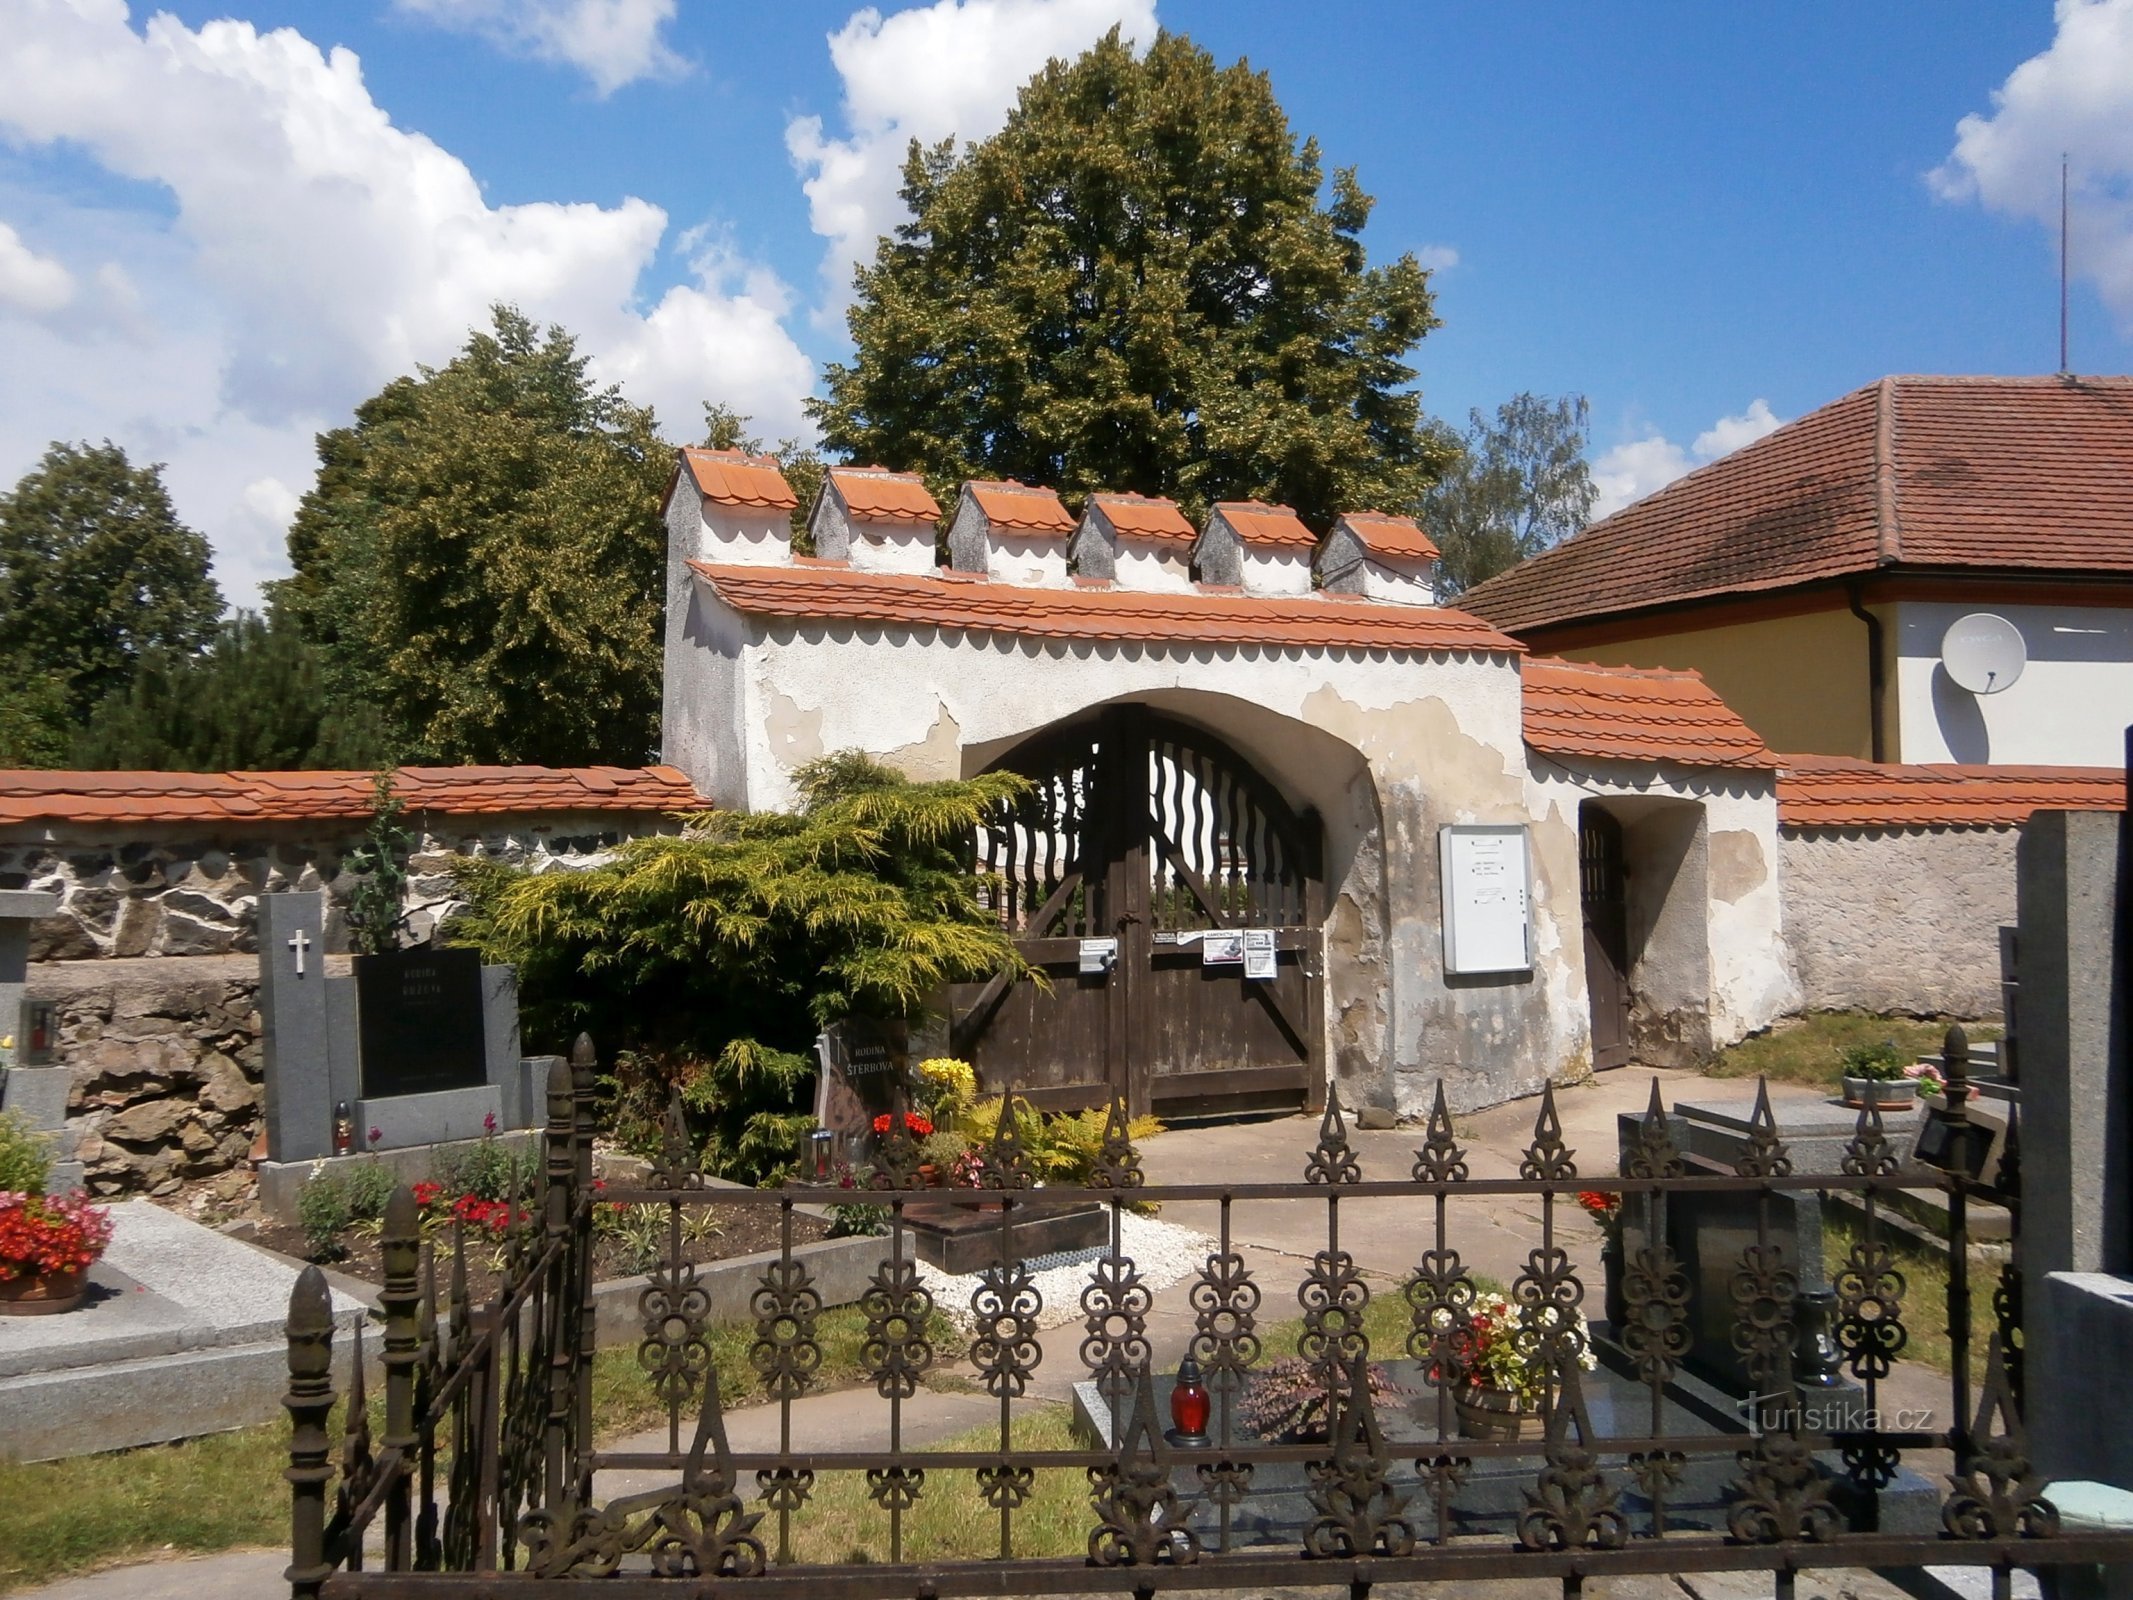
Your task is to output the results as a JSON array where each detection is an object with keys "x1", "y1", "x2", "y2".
[{"x1": 285, "y1": 1032, "x2": 2129, "y2": 1599}]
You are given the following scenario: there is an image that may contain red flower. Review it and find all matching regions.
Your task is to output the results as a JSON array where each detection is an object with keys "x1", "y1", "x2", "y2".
[
  {"x1": 870, "y1": 1112, "x2": 933, "y2": 1138},
  {"x1": 1576, "y1": 1190, "x2": 1621, "y2": 1223},
  {"x1": 0, "y1": 1190, "x2": 113, "y2": 1280},
  {"x1": 411, "y1": 1180, "x2": 445, "y2": 1211}
]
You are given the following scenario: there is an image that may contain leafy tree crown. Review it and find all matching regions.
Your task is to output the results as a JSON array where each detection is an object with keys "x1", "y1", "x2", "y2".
[{"x1": 810, "y1": 29, "x2": 1448, "y2": 530}]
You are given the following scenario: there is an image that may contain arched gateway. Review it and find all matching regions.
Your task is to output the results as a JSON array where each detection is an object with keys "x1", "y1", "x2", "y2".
[
  {"x1": 659, "y1": 453, "x2": 1799, "y2": 1118},
  {"x1": 950, "y1": 704, "x2": 1324, "y2": 1118}
]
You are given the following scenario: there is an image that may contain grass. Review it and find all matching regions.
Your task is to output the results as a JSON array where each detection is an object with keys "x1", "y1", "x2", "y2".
[
  {"x1": 1703, "y1": 1010, "x2": 2000, "y2": 1088},
  {"x1": 0, "y1": 1304, "x2": 963, "y2": 1595},
  {"x1": 1821, "y1": 1211, "x2": 2006, "y2": 1379}
]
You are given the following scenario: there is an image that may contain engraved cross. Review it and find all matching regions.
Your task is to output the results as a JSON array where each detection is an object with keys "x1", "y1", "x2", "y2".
[{"x1": 287, "y1": 928, "x2": 312, "y2": 977}]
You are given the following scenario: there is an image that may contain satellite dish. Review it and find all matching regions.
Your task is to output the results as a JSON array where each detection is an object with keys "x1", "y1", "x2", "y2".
[{"x1": 1941, "y1": 613, "x2": 2026, "y2": 695}]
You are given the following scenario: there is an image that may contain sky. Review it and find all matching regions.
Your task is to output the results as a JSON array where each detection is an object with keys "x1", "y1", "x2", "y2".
[{"x1": 4, "y1": 1, "x2": 2132, "y2": 609}]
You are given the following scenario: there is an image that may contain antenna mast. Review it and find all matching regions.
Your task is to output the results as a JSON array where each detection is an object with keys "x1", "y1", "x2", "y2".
[{"x1": 2060, "y1": 153, "x2": 2070, "y2": 374}]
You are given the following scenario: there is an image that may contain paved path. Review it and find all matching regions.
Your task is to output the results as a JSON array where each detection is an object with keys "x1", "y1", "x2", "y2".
[{"x1": 19, "y1": 1067, "x2": 1956, "y2": 1598}]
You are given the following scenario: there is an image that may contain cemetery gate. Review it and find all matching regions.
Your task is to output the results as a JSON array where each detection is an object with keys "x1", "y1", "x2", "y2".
[
  {"x1": 949, "y1": 704, "x2": 1325, "y2": 1120},
  {"x1": 286, "y1": 1031, "x2": 2133, "y2": 1600}
]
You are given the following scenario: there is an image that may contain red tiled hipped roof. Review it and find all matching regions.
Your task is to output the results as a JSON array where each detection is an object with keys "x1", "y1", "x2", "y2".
[
  {"x1": 1334, "y1": 511, "x2": 1441, "y2": 563},
  {"x1": 1461, "y1": 375, "x2": 2133, "y2": 635},
  {"x1": 677, "y1": 448, "x2": 798, "y2": 511},
  {"x1": 1522, "y1": 658, "x2": 1775, "y2": 770},
  {"x1": 688, "y1": 560, "x2": 1521, "y2": 655},
  {"x1": 1777, "y1": 755, "x2": 2124, "y2": 830},
  {"x1": 966, "y1": 480, "x2": 1075, "y2": 534},
  {"x1": 1211, "y1": 500, "x2": 1316, "y2": 549},
  {"x1": 1089, "y1": 492, "x2": 1195, "y2": 542},
  {"x1": 827, "y1": 466, "x2": 941, "y2": 525},
  {"x1": 0, "y1": 766, "x2": 705, "y2": 828}
]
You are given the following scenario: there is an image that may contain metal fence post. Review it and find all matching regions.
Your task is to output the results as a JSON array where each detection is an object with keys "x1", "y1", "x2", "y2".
[
  {"x1": 284, "y1": 1264, "x2": 337, "y2": 1600},
  {"x1": 380, "y1": 1185, "x2": 421, "y2": 1570},
  {"x1": 570, "y1": 1032, "x2": 600, "y2": 1499},
  {"x1": 544, "y1": 1052, "x2": 577, "y2": 1508}
]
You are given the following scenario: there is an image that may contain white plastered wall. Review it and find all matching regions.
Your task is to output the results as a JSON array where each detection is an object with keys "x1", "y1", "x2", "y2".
[
  {"x1": 662, "y1": 586, "x2": 1612, "y2": 1113},
  {"x1": 1891, "y1": 599, "x2": 2133, "y2": 767},
  {"x1": 1524, "y1": 753, "x2": 1798, "y2": 1070},
  {"x1": 1239, "y1": 546, "x2": 1313, "y2": 596},
  {"x1": 1115, "y1": 539, "x2": 1194, "y2": 592}
]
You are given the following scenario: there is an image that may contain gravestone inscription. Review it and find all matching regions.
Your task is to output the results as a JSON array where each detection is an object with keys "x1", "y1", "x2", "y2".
[
  {"x1": 813, "y1": 1016, "x2": 909, "y2": 1156},
  {"x1": 355, "y1": 947, "x2": 488, "y2": 1100}
]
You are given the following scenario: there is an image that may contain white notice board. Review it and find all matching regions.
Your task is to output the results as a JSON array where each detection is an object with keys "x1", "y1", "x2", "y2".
[{"x1": 1439, "y1": 825, "x2": 1531, "y2": 974}]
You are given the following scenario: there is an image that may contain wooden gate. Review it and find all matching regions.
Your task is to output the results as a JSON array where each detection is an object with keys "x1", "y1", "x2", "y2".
[
  {"x1": 1579, "y1": 806, "x2": 1632, "y2": 1071},
  {"x1": 949, "y1": 705, "x2": 1324, "y2": 1118}
]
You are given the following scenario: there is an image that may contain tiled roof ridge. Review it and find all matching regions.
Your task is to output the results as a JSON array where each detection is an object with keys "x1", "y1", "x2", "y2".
[
  {"x1": 0, "y1": 765, "x2": 707, "y2": 828},
  {"x1": 1776, "y1": 753, "x2": 2126, "y2": 831},
  {"x1": 688, "y1": 559, "x2": 1523, "y2": 655},
  {"x1": 1525, "y1": 656, "x2": 1712, "y2": 684},
  {"x1": 1874, "y1": 375, "x2": 1902, "y2": 564}
]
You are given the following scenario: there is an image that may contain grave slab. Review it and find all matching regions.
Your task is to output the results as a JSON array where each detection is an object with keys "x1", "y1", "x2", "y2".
[
  {"x1": 261, "y1": 891, "x2": 332, "y2": 1162},
  {"x1": 358, "y1": 1083, "x2": 504, "y2": 1150},
  {"x1": 0, "y1": 1200, "x2": 365, "y2": 1461}
]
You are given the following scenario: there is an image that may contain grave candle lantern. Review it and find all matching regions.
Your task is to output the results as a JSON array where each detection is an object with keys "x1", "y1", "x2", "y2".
[
  {"x1": 333, "y1": 1101, "x2": 354, "y2": 1156},
  {"x1": 810, "y1": 1128, "x2": 836, "y2": 1184},
  {"x1": 1167, "y1": 1354, "x2": 1211, "y2": 1447}
]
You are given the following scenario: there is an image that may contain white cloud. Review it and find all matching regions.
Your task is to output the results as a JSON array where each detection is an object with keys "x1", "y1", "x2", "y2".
[
  {"x1": 786, "y1": 0, "x2": 1157, "y2": 319},
  {"x1": 1931, "y1": 0, "x2": 2133, "y2": 332},
  {"x1": 1590, "y1": 398, "x2": 1782, "y2": 521},
  {"x1": 0, "y1": 220, "x2": 75, "y2": 313},
  {"x1": 1416, "y1": 244, "x2": 1459, "y2": 273},
  {"x1": 393, "y1": 0, "x2": 685, "y2": 95},
  {"x1": 0, "y1": 1, "x2": 811, "y2": 607}
]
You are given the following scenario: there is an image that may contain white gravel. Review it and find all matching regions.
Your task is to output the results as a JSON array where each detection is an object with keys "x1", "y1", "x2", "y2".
[{"x1": 916, "y1": 1210, "x2": 1216, "y2": 1332}]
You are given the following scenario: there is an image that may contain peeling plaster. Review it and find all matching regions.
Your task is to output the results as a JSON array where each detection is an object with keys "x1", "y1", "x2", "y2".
[
  {"x1": 1709, "y1": 829, "x2": 1769, "y2": 905},
  {"x1": 763, "y1": 692, "x2": 825, "y2": 768},
  {"x1": 882, "y1": 703, "x2": 964, "y2": 783}
]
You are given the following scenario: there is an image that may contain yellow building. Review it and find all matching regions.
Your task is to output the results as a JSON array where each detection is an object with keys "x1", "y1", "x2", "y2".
[{"x1": 1460, "y1": 374, "x2": 2133, "y2": 766}]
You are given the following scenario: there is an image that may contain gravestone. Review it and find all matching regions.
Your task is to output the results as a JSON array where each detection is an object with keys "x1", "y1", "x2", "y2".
[
  {"x1": 813, "y1": 1015, "x2": 909, "y2": 1161},
  {"x1": 0, "y1": 889, "x2": 76, "y2": 1190},
  {"x1": 254, "y1": 891, "x2": 541, "y2": 1221}
]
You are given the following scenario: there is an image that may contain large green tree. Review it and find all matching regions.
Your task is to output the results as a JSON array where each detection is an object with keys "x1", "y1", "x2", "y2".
[
  {"x1": 276, "y1": 308, "x2": 670, "y2": 766},
  {"x1": 0, "y1": 441, "x2": 221, "y2": 761},
  {"x1": 73, "y1": 612, "x2": 389, "y2": 771},
  {"x1": 810, "y1": 29, "x2": 1449, "y2": 528},
  {"x1": 1424, "y1": 393, "x2": 1597, "y2": 595}
]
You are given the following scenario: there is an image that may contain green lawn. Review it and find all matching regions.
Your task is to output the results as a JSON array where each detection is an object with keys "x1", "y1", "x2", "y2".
[
  {"x1": 1702, "y1": 1010, "x2": 2000, "y2": 1088},
  {"x1": 0, "y1": 1304, "x2": 962, "y2": 1595}
]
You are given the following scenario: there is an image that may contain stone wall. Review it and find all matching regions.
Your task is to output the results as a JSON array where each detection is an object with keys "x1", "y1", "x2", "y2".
[
  {"x1": 0, "y1": 812, "x2": 670, "y2": 961},
  {"x1": 1778, "y1": 823, "x2": 2015, "y2": 1016},
  {"x1": 21, "y1": 954, "x2": 295, "y2": 1197}
]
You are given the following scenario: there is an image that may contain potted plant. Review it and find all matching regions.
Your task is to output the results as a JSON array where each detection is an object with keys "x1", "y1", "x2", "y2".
[
  {"x1": 1840, "y1": 1040, "x2": 1917, "y2": 1109},
  {"x1": 1235, "y1": 1356, "x2": 1411, "y2": 1444},
  {"x1": 916, "y1": 1128, "x2": 969, "y2": 1187},
  {"x1": 0, "y1": 1113, "x2": 114, "y2": 1315},
  {"x1": 1425, "y1": 1289, "x2": 1598, "y2": 1441}
]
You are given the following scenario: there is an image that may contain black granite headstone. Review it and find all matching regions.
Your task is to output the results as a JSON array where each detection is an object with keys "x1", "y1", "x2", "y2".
[
  {"x1": 813, "y1": 1015, "x2": 910, "y2": 1143},
  {"x1": 355, "y1": 947, "x2": 488, "y2": 1100}
]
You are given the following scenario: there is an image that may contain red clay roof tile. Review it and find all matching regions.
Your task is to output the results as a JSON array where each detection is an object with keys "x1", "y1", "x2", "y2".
[
  {"x1": 679, "y1": 448, "x2": 799, "y2": 511},
  {"x1": 1089, "y1": 492, "x2": 1195, "y2": 542},
  {"x1": 689, "y1": 560, "x2": 1520, "y2": 655},
  {"x1": 1462, "y1": 375, "x2": 2133, "y2": 635},
  {"x1": 0, "y1": 766, "x2": 705, "y2": 828},
  {"x1": 1777, "y1": 756, "x2": 2124, "y2": 830},
  {"x1": 1335, "y1": 511, "x2": 1441, "y2": 563},
  {"x1": 966, "y1": 480, "x2": 1075, "y2": 534},
  {"x1": 1211, "y1": 500, "x2": 1316, "y2": 549},
  {"x1": 1522, "y1": 658, "x2": 1775, "y2": 769},
  {"x1": 828, "y1": 466, "x2": 941, "y2": 525}
]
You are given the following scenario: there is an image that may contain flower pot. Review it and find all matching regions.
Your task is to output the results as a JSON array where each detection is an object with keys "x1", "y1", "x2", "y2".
[
  {"x1": 0, "y1": 1268, "x2": 88, "y2": 1315},
  {"x1": 1842, "y1": 1077, "x2": 1918, "y2": 1111},
  {"x1": 917, "y1": 1163, "x2": 940, "y2": 1188},
  {"x1": 1454, "y1": 1385, "x2": 1547, "y2": 1442}
]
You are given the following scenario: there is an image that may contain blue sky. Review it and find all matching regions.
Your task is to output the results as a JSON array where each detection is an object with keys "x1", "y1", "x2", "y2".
[{"x1": 4, "y1": 1, "x2": 2131, "y2": 605}]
